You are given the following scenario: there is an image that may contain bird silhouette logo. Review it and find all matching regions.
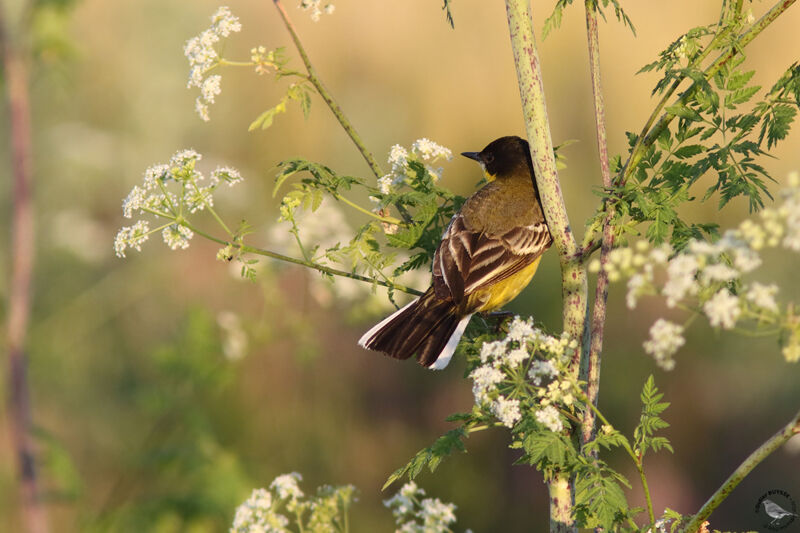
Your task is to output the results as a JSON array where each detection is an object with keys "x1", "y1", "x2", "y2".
[
  {"x1": 763, "y1": 499, "x2": 798, "y2": 526},
  {"x1": 756, "y1": 490, "x2": 798, "y2": 530}
]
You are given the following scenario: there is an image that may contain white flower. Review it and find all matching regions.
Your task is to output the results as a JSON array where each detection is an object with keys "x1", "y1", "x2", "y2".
[
  {"x1": 535, "y1": 405, "x2": 563, "y2": 433},
  {"x1": 479, "y1": 339, "x2": 508, "y2": 364},
  {"x1": 161, "y1": 224, "x2": 193, "y2": 250},
  {"x1": 504, "y1": 347, "x2": 529, "y2": 368},
  {"x1": 230, "y1": 487, "x2": 290, "y2": 533},
  {"x1": 388, "y1": 144, "x2": 409, "y2": 169},
  {"x1": 270, "y1": 472, "x2": 303, "y2": 501},
  {"x1": 469, "y1": 365, "x2": 504, "y2": 404},
  {"x1": 703, "y1": 289, "x2": 741, "y2": 329},
  {"x1": 122, "y1": 186, "x2": 146, "y2": 218},
  {"x1": 299, "y1": 0, "x2": 335, "y2": 22},
  {"x1": 663, "y1": 254, "x2": 700, "y2": 307},
  {"x1": 700, "y1": 263, "x2": 738, "y2": 285},
  {"x1": 491, "y1": 396, "x2": 521, "y2": 428},
  {"x1": 114, "y1": 220, "x2": 150, "y2": 258},
  {"x1": 528, "y1": 360, "x2": 558, "y2": 386},
  {"x1": 411, "y1": 138, "x2": 453, "y2": 162},
  {"x1": 507, "y1": 316, "x2": 536, "y2": 343},
  {"x1": 200, "y1": 74, "x2": 222, "y2": 104},
  {"x1": 184, "y1": 7, "x2": 242, "y2": 120},
  {"x1": 642, "y1": 319, "x2": 684, "y2": 371},
  {"x1": 213, "y1": 166, "x2": 243, "y2": 186},
  {"x1": 745, "y1": 282, "x2": 778, "y2": 312},
  {"x1": 419, "y1": 497, "x2": 457, "y2": 528},
  {"x1": 626, "y1": 273, "x2": 648, "y2": 309}
]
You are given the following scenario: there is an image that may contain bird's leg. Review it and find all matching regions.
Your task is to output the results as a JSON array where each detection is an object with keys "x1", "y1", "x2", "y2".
[{"x1": 481, "y1": 310, "x2": 515, "y2": 333}]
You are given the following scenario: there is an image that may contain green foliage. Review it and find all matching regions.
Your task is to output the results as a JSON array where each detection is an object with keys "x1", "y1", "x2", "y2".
[
  {"x1": 574, "y1": 465, "x2": 632, "y2": 529},
  {"x1": 598, "y1": 24, "x2": 800, "y2": 247},
  {"x1": 634, "y1": 375, "x2": 673, "y2": 459},
  {"x1": 383, "y1": 428, "x2": 468, "y2": 490},
  {"x1": 250, "y1": 82, "x2": 313, "y2": 131},
  {"x1": 543, "y1": 0, "x2": 635, "y2": 39}
]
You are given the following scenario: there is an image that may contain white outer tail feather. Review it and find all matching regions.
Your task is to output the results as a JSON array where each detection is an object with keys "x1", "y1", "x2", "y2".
[
  {"x1": 358, "y1": 298, "x2": 472, "y2": 370},
  {"x1": 430, "y1": 314, "x2": 472, "y2": 370}
]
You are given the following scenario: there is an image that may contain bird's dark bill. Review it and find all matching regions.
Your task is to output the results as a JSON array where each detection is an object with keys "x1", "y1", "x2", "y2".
[{"x1": 461, "y1": 151, "x2": 481, "y2": 162}]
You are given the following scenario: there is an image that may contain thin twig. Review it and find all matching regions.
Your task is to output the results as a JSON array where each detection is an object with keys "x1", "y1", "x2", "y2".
[
  {"x1": 271, "y1": 0, "x2": 384, "y2": 181},
  {"x1": 681, "y1": 408, "x2": 800, "y2": 532},
  {"x1": 185, "y1": 223, "x2": 425, "y2": 297},
  {"x1": 0, "y1": 5, "x2": 49, "y2": 532}
]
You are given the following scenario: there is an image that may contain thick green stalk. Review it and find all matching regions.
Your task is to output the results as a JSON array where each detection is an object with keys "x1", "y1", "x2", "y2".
[
  {"x1": 682, "y1": 408, "x2": 800, "y2": 532},
  {"x1": 505, "y1": 1, "x2": 589, "y2": 530}
]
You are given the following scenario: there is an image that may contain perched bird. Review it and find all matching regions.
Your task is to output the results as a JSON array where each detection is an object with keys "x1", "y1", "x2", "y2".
[
  {"x1": 762, "y1": 499, "x2": 798, "y2": 526},
  {"x1": 359, "y1": 136, "x2": 552, "y2": 369}
]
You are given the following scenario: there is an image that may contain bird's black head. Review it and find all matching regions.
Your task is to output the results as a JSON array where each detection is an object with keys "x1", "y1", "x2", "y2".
[{"x1": 461, "y1": 136, "x2": 534, "y2": 182}]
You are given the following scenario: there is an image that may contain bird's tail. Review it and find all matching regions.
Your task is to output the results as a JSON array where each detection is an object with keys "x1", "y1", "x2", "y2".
[{"x1": 358, "y1": 288, "x2": 472, "y2": 370}]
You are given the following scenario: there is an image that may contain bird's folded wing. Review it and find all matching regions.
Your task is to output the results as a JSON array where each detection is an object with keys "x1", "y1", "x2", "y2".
[{"x1": 432, "y1": 214, "x2": 551, "y2": 303}]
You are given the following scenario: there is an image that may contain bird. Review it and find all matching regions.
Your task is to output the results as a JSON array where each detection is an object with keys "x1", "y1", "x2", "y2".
[
  {"x1": 359, "y1": 135, "x2": 552, "y2": 369},
  {"x1": 762, "y1": 499, "x2": 797, "y2": 526}
]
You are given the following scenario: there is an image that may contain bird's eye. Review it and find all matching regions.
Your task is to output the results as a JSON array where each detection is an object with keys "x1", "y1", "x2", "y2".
[{"x1": 484, "y1": 153, "x2": 495, "y2": 164}]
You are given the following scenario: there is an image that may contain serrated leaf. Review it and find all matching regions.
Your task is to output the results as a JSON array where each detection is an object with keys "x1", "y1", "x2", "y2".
[
  {"x1": 672, "y1": 144, "x2": 704, "y2": 159},
  {"x1": 382, "y1": 428, "x2": 468, "y2": 490},
  {"x1": 248, "y1": 99, "x2": 288, "y2": 131},
  {"x1": 666, "y1": 104, "x2": 702, "y2": 121}
]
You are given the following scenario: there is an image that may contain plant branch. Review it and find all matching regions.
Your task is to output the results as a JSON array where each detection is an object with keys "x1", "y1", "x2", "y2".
[
  {"x1": 185, "y1": 223, "x2": 425, "y2": 297},
  {"x1": 621, "y1": 0, "x2": 796, "y2": 186},
  {"x1": 505, "y1": 1, "x2": 589, "y2": 530},
  {"x1": 580, "y1": 0, "x2": 614, "y2": 451},
  {"x1": 0, "y1": 6, "x2": 49, "y2": 532},
  {"x1": 682, "y1": 407, "x2": 800, "y2": 532},
  {"x1": 271, "y1": 0, "x2": 384, "y2": 181}
]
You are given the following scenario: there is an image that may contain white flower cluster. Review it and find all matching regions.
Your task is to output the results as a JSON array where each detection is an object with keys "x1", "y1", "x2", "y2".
[
  {"x1": 384, "y1": 482, "x2": 461, "y2": 533},
  {"x1": 593, "y1": 174, "x2": 800, "y2": 366},
  {"x1": 299, "y1": 0, "x2": 335, "y2": 22},
  {"x1": 231, "y1": 473, "x2": 356, "y2": 533},
  {"x1": 115, "y1": 149, "x2": 243, "y2": 258},
  {"x1": 376, "y1": 138, "x2": 453, "y2": 197},
  {"x1": 270, "y1": 472, "x2": 304, "y2": 506},
  {"x1": 469, "y1": 316, "x2": 577, "y2": 431},
  {"x1": 230, "y1": 487, "x2": 289, "y2": 533},
  {"x1": 184, "y1": 6, "x2": 242, "y2": 121},
  {"x1": 643, "y1": 319, "x2": 685, "y2": 371}
]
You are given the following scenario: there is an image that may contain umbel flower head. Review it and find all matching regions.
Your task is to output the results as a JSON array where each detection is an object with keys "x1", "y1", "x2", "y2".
[
  {"x1": 114, "y1": 149, "x2": 243, "y2": 258},
  {"x1": 184, "y1": 6, "x2": 242, "y2": 121}
]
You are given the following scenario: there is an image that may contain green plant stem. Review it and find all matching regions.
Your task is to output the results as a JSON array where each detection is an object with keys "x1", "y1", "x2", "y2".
[
  {"x1": 271, "y1": 0, "x2": 384, "y2": 182},
  {"x1": 185, "y1": 223, "x2": 424, "y2": 296},
  {"x1": 582, "y1": 396, "x2": 656, "y2": 525},
  {"x1": 621, "y1": 0, "x2": 796, "y2": 185},
  {"x1": 217, "y1": 59, "x2": 255, "y2": 67},
  {"x1": 682, "y1": 407, "x2": 800, "y2": 532},
  {"x1": 581, "y1": 0, "x2": 613, "y2": 450},
  {"x1": 636, "y1": 459, "x2": 656, "y2": 527},
  {"x1": 332, "y1": 192, "x2": 403, "y2": 225},
  {"x1": 505, "y1": 1, "x2": 589, "y2": 530}
]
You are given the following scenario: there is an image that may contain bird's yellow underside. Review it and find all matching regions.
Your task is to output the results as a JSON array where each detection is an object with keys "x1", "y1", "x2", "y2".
[{"x1": 468, "y1": 256, "x2": 543, "y2": 313}]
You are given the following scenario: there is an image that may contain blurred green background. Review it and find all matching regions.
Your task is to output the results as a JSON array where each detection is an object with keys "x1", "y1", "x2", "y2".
[{"x1": 1, "y1": 0, "x2": 799, "y2": 531}]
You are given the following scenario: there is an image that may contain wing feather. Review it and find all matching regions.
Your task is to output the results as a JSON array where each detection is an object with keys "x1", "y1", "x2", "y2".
[{"x1": 433, "y1": 214, "x2": 551, "y2": 305}]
